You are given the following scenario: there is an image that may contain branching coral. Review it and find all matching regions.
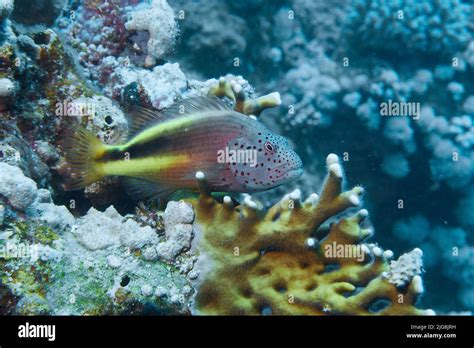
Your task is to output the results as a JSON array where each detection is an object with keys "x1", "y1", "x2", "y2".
[
  {"x1": 188, "y1": 154, "x2": 432, "y2": 315},
  {"x1": 207, "y1": 76, "x2": 281, "y2": 116}
]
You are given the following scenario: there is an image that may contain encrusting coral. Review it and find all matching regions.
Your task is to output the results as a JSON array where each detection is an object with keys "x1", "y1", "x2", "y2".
[{"x1": 188, "y1": 154, "x2": 432, "y2": 315}]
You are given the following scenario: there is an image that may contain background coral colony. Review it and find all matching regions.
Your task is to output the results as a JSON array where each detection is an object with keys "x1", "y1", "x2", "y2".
[{"x1": 0, "y1": 0, "x2": 473, "y2": 316}]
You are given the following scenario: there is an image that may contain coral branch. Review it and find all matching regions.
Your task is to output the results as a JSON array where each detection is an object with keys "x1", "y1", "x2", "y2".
[
  {"x1": 207, "y1": 76, "x2": 281, "y2": 116},
  {"x1": 187, "y1": 154, "x2": 432, "y2": 315}
]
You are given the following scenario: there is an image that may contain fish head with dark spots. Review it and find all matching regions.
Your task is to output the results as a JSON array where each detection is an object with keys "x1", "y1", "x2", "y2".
[{"x1": 226, "y1": 130, "x2": 303, "y2": 192}]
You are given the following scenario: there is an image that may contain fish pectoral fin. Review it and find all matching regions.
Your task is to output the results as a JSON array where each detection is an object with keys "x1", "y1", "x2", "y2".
[
  {"x1": 181, "y1": 162, "x2": 231, "y2": 189},
  {"x1": 122, "y1": 177, "x2": 174, "y2": 201}
]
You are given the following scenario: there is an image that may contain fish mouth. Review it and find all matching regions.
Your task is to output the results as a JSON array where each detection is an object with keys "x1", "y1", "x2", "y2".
[
  {"x1": 287, "y1": 168, "x2": 303, "y2": 179},
  {"x1": 280, "y1": 168, "x2": 303, "y2": 182}
]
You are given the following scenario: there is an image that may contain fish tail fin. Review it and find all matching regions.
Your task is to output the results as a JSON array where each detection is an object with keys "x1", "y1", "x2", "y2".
[{"x1": 60, "y1": 124, "x2": 107, "y2": 190}]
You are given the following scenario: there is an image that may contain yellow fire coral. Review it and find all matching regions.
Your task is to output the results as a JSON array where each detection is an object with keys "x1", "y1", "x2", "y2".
[
  {"x1": 188, "y1": 154, "x2": 433, "y2": 315},
  {"x1": 208, "y1": 76, "x2": 281, "y2": 116}
]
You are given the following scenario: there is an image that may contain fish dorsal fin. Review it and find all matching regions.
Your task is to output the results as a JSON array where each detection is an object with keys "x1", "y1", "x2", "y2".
[
  {"x1": 128, "y1": 96, "x2": 232, "y2": 137},
  {"x1": 128, "y1": 106, "x2": 165, "y2": 138},
  {"x1": 162, "y1": 95, "x2": 232, "y2": 118}
]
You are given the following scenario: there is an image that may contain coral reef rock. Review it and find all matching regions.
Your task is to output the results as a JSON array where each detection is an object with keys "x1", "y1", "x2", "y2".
[{"x1": 124, "y1": 0, "x2": 178, "y2": 66}]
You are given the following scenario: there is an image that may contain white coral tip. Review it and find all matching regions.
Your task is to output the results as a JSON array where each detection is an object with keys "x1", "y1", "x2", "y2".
[
  {"x1": 413, "y1": 247, "x2": 423, "y2": 256},
  {"x1": 280, "y1": 193, "x2": 290, "y2": 203},
  {"x1": 348, "y1": 194, "x2": 360, "y2": 206},
  {"x1": 362, "y1": 229, "x2": 372, "y2": 237},
  {"x1": 289, "y1": 189, "x2": 301, "y2": 201},
  {"x1": 306, "y1": 238, "x2": 317, "y2": 248},
  {"x1": 305, "y1": 193, "x2": 319, "y2": 205},
  {"x1": 372, "y1": 246, "x2": 382, "y2": 257},
  {"x1": 358, "y1": 209, "x2": 369, "y2": 218},
  {"x1": 195, "y1": 171, "x2": 205, "y2": 180},
  {"x1": 249, "y1": 115, "x2": 257, "y2": 120},
  {"x1": 268, "y1": 92, "x2": 281, "y2": 105},
  {"x1": 326, "y1": 153, "x2": 339, "y2": 166},
  {"x1": 424, "y1": 309, "x2": 436, "y2": 316},
  {"x1": 244, "y1": 195, "x2": 257, "y2": 209},
  {"x1": 329, "y1": 163, "x2": 343, "y2": 178},
  {"x1": 412, "y1": 275, "x2": 424, "y2": 294},
  {"x1": 383, "y1": 250, "x2": 394, "y2": 259},
  {"x1": 223, "y1": 196, "x2": 232, "y2": 204},
  {"x1": 232, "y1": 83, "x2": 242, "y2": 94}
]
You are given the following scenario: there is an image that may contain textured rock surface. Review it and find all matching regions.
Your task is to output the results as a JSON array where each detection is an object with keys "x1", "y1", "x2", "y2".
[{"x1": 0, "y1": 163, "x2": 38, "y2": 211}]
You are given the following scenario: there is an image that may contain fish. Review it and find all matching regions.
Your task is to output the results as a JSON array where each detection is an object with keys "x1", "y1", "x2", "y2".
[{"x1": 61, "y1": 95, "x2": 303, "y2": 199}]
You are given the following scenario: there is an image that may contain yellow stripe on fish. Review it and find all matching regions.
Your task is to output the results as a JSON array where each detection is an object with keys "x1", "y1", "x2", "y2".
[{"x1": 101, "y1": 153, "x2": 191, "y2": 179}]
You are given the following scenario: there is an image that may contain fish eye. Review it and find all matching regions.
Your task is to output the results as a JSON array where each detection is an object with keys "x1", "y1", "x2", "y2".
[{"x1": 264, "y1": 141, "x2": 275, "y2": 154}]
